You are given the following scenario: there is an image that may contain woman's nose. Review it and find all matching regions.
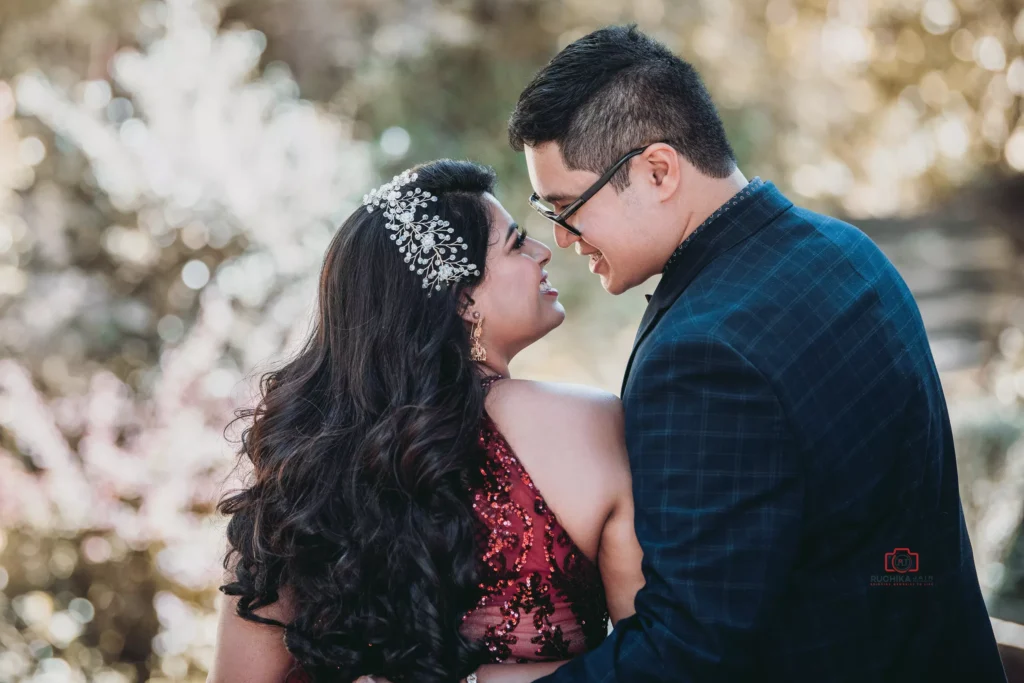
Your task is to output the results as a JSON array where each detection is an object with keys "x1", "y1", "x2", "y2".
[{"x1": 529, "y1": 237, "x2": 552, "y2": 267}]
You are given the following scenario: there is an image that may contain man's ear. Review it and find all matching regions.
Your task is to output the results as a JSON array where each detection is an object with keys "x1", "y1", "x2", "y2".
[{"x1": 643, "y1": 143, "x2": 681, "y2": 200}]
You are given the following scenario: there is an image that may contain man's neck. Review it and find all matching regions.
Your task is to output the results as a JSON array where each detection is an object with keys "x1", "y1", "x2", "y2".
[{"x1": 675, "y1": 168, "x2": 749, "y2": 246}]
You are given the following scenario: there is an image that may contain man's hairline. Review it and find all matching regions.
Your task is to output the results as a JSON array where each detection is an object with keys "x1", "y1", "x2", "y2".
[{"x1": 524, "y1": 140, "x2": 625, "y2": 202}]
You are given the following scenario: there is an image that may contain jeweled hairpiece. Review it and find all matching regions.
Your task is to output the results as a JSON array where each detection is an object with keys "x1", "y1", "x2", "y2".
[{"x1": 362, "y1": 170, "x2": 480, "y2": 293}]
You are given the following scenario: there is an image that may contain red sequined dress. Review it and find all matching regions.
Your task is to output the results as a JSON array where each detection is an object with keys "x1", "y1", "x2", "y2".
[
  {"x1": 459, "y1": 410, "x2": 609, "y2": 662},
  {"x1": 284, "y1": 380, "x2": 608, "y2": 680}
]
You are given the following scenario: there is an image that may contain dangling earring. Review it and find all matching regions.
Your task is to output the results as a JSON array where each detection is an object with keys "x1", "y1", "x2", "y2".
[{"x1": 470, "y1": 311, "x2": 487, "y2": 362}]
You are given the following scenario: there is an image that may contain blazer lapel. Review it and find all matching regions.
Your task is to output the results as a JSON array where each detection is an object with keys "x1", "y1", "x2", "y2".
[{"x1": 620, "y1": 182, "x2": 794, "y2": 395}]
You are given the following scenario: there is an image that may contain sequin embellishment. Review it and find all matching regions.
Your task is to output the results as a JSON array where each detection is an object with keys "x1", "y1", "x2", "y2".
[{"x1": 459, "y1": 415, "x2": 609, "y2": 663}]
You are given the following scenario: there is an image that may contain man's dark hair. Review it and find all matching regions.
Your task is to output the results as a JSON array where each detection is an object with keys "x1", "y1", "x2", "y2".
[{"x1": 508, "y1": 25, "x2": 736, "y2": 188}]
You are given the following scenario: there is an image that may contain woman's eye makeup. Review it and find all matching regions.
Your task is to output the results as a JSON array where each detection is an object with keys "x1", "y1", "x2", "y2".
[
  {"x1": 513, "y1": 228, "x2": 528, "y2": 250},
  {"x1": 505, "y1": 222, "x2": 527, "y2": 251}
]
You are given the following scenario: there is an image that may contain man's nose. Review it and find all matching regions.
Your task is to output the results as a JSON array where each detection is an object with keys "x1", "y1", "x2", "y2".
[{"x1": 553, "y1": 223, "x2": 579, "y2": 250}]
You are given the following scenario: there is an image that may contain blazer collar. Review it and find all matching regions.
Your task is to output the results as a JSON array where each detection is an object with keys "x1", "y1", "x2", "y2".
[{"x1": 620, "y1": 181, "x2": 793, "y2": 395}]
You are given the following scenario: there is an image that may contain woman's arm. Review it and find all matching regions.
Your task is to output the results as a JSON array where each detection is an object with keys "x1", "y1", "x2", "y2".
[
  {"x1": 472, "y1": 661, "x2": 565, "y2": 682},
  {"x1": 599, "y1": 488, "x2": 645, "y2": 624},
  {"x1": 207, "y1": 580, "x2": 297, "y2": 683},
  {"x1": 373, "y1": 661, "x2": 566, "y2": 683},
  {"x1": 486, "y1": 381, "x2": 645, "y2": 624},
  {"x1": 457, "y1": 399, "x2": 644, "y2": 683},
  {"x1": 592, "y1": 399, "x2": 645, "y2": 625}
]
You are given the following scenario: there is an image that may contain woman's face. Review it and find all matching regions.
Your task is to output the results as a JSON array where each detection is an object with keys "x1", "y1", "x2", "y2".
[{"x1": 467, "y1": 193, "x2": 565, "y2": 360}]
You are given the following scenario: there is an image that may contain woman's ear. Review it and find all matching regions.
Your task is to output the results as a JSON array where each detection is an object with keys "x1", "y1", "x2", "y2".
[{"x1": 459, "y1": 293, "x2": 478, "y2": 325}]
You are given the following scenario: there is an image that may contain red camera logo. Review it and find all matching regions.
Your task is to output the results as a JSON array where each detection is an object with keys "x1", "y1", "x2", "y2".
[{"x1": 884, "y1": 548, "x2": 919, "y2": 573}]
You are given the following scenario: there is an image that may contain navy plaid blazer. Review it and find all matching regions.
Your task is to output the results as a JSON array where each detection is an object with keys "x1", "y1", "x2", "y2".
[{"x1": 536, "y1": 183, "x2": 1006, "y2": 682}]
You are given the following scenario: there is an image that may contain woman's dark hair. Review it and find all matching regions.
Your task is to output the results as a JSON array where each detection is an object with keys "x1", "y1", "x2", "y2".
[
  {"x1": 508, "y1": 24, "x2": 736, "y2": 187},
  {"x1": 218, "y1": 159, "x2": 498, "y2": 682}
]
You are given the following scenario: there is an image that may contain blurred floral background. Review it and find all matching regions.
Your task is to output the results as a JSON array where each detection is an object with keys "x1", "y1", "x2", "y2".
[{"x1": 2, "y1": 0, "x2": 1024, "y2": 681}]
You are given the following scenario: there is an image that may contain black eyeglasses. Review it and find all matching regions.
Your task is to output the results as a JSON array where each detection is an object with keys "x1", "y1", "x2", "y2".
[{"x1": 528, "y1": 142, "x2": 668, "y2": 237}]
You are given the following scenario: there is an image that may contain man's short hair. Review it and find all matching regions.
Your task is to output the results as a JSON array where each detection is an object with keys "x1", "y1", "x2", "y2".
[{"x1": 509, "y1": 25, "x2": 736, "y2": 188}]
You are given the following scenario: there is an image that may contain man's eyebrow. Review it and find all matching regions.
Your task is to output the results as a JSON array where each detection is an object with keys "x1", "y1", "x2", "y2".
[{"x1": 540, "y1": 192, "x2": 575, "y2": 205}]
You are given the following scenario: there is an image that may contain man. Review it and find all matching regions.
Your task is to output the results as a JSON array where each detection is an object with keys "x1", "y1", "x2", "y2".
[{"x1": 510, "y1": 24, "x2": 1006, "y2": 682}]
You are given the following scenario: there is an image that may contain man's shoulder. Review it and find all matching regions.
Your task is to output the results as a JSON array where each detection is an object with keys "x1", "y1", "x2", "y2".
[
  {"x1": 645, "y1": 221, "x2": 905, "y2": 366},
  {"x1": 668, "y1": 205, "x2": 898, "y2": 315}
]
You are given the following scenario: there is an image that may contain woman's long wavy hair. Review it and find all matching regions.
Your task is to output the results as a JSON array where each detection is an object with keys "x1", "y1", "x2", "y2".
[{"x1": 219, "y1": 160, "x2": 498, "y2": 682}]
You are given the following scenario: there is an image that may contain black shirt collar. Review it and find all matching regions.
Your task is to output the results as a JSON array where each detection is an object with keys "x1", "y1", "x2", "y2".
[{"x1": 662, "y1": 177, "x2": 764, "y2": 275}]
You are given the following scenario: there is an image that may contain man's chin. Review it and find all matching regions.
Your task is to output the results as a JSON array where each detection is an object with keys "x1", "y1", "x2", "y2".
[
  {"x1": 600, "y1": 273, "x2": 628, "y2": 296},
  {"x1": 601, "y1": 268, "x2": 657, "y2": 296}
]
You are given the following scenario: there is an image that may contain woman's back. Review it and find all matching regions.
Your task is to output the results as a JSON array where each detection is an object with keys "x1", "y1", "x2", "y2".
[
  {"x1": 280, "y1": 379, "x2": 634, "y2": 680},
  {"x1": 462, "y1": 377, "x2": 644, "y2": 662},
  {"x1": 460, "y1": 403, "x2": 608, "y2": 661}
]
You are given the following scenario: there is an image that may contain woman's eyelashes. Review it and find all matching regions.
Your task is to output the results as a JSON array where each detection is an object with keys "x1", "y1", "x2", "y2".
[{"x1": 512, "y1": 228, "x2": 528, "y2": 250}]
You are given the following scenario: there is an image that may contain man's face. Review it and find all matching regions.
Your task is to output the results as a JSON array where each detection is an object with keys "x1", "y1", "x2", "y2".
[{"x1": 524, "y1": 142, "x2": 662, "y2": 295}]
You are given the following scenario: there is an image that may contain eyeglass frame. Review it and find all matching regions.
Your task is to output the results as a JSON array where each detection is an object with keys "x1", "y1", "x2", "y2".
[{"x1": 528, "y1": 141, "x2": 670, "y2": 237}]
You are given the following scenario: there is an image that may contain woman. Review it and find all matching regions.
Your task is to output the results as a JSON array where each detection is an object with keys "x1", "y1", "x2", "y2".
[{"x1": 209, "y1": 160, "x2": 644, "y2": 683}]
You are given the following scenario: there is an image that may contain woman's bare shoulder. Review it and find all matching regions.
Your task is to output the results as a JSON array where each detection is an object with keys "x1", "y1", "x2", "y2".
[
  {"x1": 484, "y1": 379, "x2": 629, "y2": 561},
  {"x1": 487, "y1": 378, "x2": 621, "y2": 422},
  {"x1": 485, "y1": 379, "x2": 625, "y2": 466}
]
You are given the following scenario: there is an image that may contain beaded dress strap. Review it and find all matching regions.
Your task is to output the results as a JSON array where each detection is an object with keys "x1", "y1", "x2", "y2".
[{"x1": 480, "y1": 374, "x2": 504, "y2": 392}]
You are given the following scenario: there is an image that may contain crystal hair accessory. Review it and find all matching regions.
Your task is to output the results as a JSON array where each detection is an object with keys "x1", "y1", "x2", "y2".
[{"x1": 362, "y1": 170, "x2": 480, "y2": 292}]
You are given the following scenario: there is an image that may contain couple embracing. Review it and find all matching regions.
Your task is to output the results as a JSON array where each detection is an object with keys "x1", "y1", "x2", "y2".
[{"x1": 209, "y1": 25, "x2": 1006, "y2": 683}]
